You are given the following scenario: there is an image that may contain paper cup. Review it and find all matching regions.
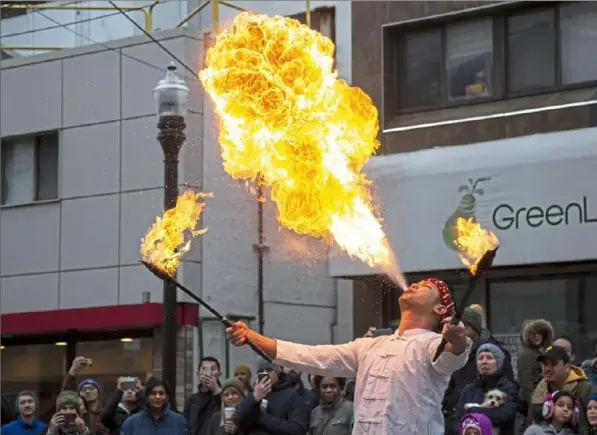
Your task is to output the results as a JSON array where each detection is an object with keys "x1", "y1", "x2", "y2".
[
  {"x1": 224, "y1": 407, "x2": 236, "y2": 420},
  {"x1": 260, "y1": 399, "x2": 268, "y2": 412}
]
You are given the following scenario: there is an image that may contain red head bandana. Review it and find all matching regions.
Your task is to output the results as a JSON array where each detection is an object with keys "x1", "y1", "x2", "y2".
[{"x1": 423, "y1": 278, "x2": 455, "y2": 318}]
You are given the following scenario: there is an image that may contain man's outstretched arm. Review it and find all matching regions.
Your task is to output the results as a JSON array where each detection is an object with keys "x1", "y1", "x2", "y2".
[{"x1": 226, "y1": 321, "x2": 362, "y2": 378}]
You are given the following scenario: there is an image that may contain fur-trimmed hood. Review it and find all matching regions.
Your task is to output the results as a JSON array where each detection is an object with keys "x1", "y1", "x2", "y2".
[{"x1": 522, "y1": 319, "x2": 554, "y2": 348}]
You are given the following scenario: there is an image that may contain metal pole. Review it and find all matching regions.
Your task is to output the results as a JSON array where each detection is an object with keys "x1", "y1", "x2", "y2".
[{"x1": 157, "y1": 115, "x2": 186, "y2": 407}]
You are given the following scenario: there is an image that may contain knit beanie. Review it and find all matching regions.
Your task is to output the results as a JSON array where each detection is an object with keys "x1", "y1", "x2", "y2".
[
  {"x1": 77, "y1": 378, "x2": 100, "y2": 395},
  {"x1": 257, "y1": 356, "x2": 280, "y2": 374},
  {"x1": 221, "y1": 377, "x2": 245, "y2": 396},
  {"x1": 233, "y1": 363, "x2": 252, "y2": 378},
  {"x1": 477, "y1": 343, "x2": 505, "y2": 371},
  {"x1": 462, "y1": 306, "x2": 483, "y2": 336},
  {"x1": 56, "y1": 390, "x2": 79, "y2": 410}
]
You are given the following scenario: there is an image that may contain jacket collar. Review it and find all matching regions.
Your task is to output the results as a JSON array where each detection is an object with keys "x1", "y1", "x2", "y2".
[{"x1": 18, "y1": 415, "x2": 40, "y2": 428}]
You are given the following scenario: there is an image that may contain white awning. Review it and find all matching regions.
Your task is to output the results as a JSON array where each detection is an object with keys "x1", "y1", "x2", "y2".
[{"x1": 329, "y1": 127, "x2": 597, "y2": 277}]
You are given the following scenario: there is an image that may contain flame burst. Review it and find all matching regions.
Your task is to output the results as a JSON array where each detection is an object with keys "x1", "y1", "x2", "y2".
[
  {"x1": 199, "y1": 12, "x2": 390, "y2": 267},
  {"x1": 454, "y1": 217, "x2": 499, "y2": 275},
  {"x1": 140, "y1": 189, "x2": 213, "y2": 276}
]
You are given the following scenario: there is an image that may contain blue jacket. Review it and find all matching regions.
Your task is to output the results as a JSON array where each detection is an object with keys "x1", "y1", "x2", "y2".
[
  {"x1": 455, "y1": 373, "x2": 519, "y2": 435},
  {"x1": 1, "y1": 416, "x2": 47, "y2": 435},
  {"x1": 235, "y1": 379, "x2": 309, "y2": 435},
  {"x1": 120, "y1": 404, "x2": 188, "y2": 435}
]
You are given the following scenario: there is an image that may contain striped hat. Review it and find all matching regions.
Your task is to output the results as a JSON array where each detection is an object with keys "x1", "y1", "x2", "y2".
[{"x1": 423, "y1": 278, "x2": 455, "y2": 318}]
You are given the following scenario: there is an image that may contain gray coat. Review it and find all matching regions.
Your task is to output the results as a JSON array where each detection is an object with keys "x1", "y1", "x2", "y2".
[
  {"x1": 309, "y1": 399, "x2": 353, "y2": 435},
  {"x1": 523, "y1": 423, "x2": 576, "y2": 435}
]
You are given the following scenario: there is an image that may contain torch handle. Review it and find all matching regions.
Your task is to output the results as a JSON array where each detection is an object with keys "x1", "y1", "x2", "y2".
[{"x1": 167, "y1": 278, "x2": 273, "y2": 363}]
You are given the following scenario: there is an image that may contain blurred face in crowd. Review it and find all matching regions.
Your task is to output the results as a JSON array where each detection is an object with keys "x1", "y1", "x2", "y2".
[
  {"x1": 476, "y1": 351, "x2": 497, "y2": 376},
  {"x1": 399, "y1": 280, "x2": 447, "y2": 319},
  {"x1": 553, "y1": 338, "x2": 575, "y2": 363},
  {"x1": 264, "y1": 369, "x2": 278, "y2": 386},
  {"x1": 586, "y1": 400, "x2": 597, "y2": 427},
  {"x1": 281, "y1": 366, "x2": 301, "y2": 386},
  {"x1": 552, "y1": 395, "x2": 574, "y2": 427},
  {"x1": 147, "y1": 386, "x2": 167, "y2": 411},
  {"x1": 198, "y1": 360, "x2": 221, "y2": 379},
  {"x1": 532, "y1": 333, "x2": 544, "y2": 347},
  {"x1": 122, "y1": 388, "x2": 137, "y2": 405},
  {"x1": 59, "y1": 404, "x2": 78, "y2": 415},
  {"x1": 541, "y1": 359, "x2": 570, "y2": 386},
  {"x1": 464, "y1": 429, "x2": 481, "y2": 435},
  {"x1": 319, "y1": 377, "x2": 342, "y2": 405},
  {"x1": 79, "y1": 384, "x2": 99, "y2": 403},
  {"x1": 234, "y1": 370, "x2": 250, "y2": 385},
  {"x1": 222, "y1": 387, "x2": 243, "y2": 407},
  {"x1": 17, "y1": 394, "x2": 36, "y2": 418}
]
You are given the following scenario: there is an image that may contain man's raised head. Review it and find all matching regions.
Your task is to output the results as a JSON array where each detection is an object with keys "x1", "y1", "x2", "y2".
[{"x1": 399, "y1": 278, "x2": 455, "y2": 324}]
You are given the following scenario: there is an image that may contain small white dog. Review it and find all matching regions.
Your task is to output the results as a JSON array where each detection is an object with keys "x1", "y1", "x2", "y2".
[{"x1": 464, "y1": 389, "x2": 507, "y2": 435}]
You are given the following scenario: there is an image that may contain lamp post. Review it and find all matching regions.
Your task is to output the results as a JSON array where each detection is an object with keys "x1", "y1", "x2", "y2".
[{"x1": 154, "y1": 62, "x2": 189, "y2": 402}]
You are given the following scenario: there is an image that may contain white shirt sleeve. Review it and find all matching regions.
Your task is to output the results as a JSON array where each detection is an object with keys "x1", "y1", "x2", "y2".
[
  {"x1": 427, "y1": 335, "x2": 473, "y2": 376},
  {"x1": 275, "y1": 339, "x2": 364, "y2": 378}
]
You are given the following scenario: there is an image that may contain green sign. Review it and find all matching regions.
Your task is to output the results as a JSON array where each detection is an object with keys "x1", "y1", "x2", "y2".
[
  {"x1": 442, "y1": 177, "x2": 490, "y2": 251},
  {"x1": 492, "y1": 196, "x2": 596, "y2": 230}
]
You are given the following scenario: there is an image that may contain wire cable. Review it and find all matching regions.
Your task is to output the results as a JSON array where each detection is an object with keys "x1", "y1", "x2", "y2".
[
  {"x1": 108, "y1": 0, "x2": 199, "y2": 79},
  {"x1": 33, "y1": 8, "x2": 168, "y2": 75},
  {"x1": 0, "y1": 1, "x2": 157, "y2": 40}
]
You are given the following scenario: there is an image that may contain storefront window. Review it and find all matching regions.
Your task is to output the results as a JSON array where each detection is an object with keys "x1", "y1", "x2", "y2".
[
  {"x1": 73, "y1": 338, "x2": 153, "y2": 399},
  {"x1": 490, "y1": 274, "x2": 597, "y2": 365},
  {"x1": 0, "y1": 344, "x2": 66, "y2": 422}
]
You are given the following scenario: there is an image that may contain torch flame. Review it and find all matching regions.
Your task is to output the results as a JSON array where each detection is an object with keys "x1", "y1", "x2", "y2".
[
  {"x1": 140, "y1": 189, "x2": 213, "y2": 277},
  {"x1": 454, "y1": 217, "x2": 499, "y2": 275},
  {"x1": 199, "y1": 12, "x2": 393, "y2": 269}
]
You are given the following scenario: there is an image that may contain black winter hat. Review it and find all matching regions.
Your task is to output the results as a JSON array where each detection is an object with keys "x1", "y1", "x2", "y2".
[{"x1": 461, "y1": 306, "x2": 483, "y2": 336}]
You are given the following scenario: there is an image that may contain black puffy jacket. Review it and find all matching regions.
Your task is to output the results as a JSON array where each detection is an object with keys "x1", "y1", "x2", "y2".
[
  {"x1": 443, "y1": 335, "x2": 515, "y2": 434},
  {"x1": 454, "y1": 373, "x2": 519, "y2": 435}
]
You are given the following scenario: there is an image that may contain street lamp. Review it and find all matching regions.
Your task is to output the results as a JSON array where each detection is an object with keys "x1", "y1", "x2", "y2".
[{"x1": 154, "y1": 62, "x2": 189, "y2": 402}]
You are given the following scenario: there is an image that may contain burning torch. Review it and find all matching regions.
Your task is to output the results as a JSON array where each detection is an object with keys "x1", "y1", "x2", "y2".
[
  {"x1": 433, "y1": 218, "x2": 500, "y2": 361},
  {"x1": 140, "y1": 189, "x2": 273, "y2": 363}
]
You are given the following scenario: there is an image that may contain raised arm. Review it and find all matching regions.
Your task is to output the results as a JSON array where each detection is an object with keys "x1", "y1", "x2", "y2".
[{"x1": 226, "y1": 321, "x2": 363, "y2": 378}]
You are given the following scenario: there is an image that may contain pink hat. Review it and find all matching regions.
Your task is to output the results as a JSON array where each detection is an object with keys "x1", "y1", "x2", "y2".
[{"x1": 423, "y1": 278, "x2": 455, "y2": 318}]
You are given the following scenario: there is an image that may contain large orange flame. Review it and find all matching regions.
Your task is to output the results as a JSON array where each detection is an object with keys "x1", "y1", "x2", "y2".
[
  {"x1": 140, "y1": 189, "x2": 212, "y2": 276},
  {"x1": 199, "y1": 12, "x2": 392, "y2": 269},
  {"x1": 454, "y1": 217, "x2": 499, "y2": 275}
]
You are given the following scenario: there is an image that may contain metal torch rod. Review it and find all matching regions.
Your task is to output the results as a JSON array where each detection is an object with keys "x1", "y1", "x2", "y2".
[{"x1": 158, "y1": 271, "x2": 273, "y2": 363}]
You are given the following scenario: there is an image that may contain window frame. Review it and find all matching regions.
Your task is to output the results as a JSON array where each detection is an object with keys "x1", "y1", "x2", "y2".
[
  {"x1": 389, "y1": 1, "x2": 597, "y2": 116},
  {"x1": 0, "y1": 131, "x2": 60, "y2": 207}
]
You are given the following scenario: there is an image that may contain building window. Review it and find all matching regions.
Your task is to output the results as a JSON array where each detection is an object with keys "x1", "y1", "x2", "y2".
[
  {"x1": 390, "y1": 2, "x2": 597, "y2": 114},
  {"x1": 489, "y1": 274, "x2": 597, "y2": 365},
  {"x1": 0, "y1": 344, "x2": 67, "y2": 423},
  {"x1": 507, "y1": 9, "x2": 556, "y2": 93},
  {"x1": 73, "y1": 338, "x2": 153, "y2": 398},
  {"x1": 446, "y1": 19, "x2": 493, "y2": 102},
  {"x1": 1, "y1": 132, "x2": 59, "y2": 206},
  {"x1": 559, "y1": 2, "x2": 597, "y2": 85}
]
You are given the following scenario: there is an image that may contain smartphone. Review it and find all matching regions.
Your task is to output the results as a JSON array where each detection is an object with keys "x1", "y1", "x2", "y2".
[
  {"x1": 257, "y1": 371, "x2": 269, "y2": 383},
  {"x1": 62, "y1": 413, "x2": 76, "y2": 426},
  {"x1": 203, "y1": 366, "x2": 212, "y2": 377},
  {"x1": 121, "y1": 376, "x2": 137, "y2": 391}
]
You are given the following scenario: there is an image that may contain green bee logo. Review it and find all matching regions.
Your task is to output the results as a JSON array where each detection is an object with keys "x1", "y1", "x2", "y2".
[{"x1": 443, "y1": 177, "x2": 491, "y2": 251}]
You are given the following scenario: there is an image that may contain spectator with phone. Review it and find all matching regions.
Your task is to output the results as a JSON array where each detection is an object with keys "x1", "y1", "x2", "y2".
[
  {"x1": 48, "y1": 391, "x2": 89, "y2": 435},
  {"x1": 184, "y1": 357, "x2": 222, "y2": 435},
  {"x1": 234, "y1": 358, "x2": 309, "y2": 435},
  {"x1": 206, "y1": 378, "x2": 246, "y2": 435},
  {"x1": 120, "y1": 377, "x2": 187, "y2": 435},
  {"x1": 100, "y1": 377, "x2": 142, "y2": 435},
  {"x1": 61, "y1": 357, "x2": 107, "y2": 435},
  {"x1": 1, "y1": 391, "x2": 47, "y2": 435}
]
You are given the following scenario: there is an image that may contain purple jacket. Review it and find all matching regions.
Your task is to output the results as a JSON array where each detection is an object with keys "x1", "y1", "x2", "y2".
[{"x1": 459, "y1": 413, "x2": 493, "y2": 435}]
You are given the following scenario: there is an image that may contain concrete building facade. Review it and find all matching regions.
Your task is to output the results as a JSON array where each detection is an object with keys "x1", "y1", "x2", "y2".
[{"x1": 1, "y1": 0, "x2": 354, "y2": 409}]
